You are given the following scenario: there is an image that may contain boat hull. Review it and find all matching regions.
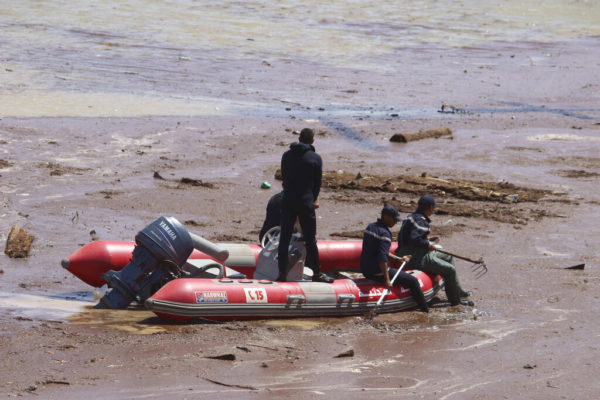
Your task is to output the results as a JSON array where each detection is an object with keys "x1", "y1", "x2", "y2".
[
  {"x1": 145, "y1": 271, "x2": 442, "y2": 321},
  {"x1": 63, "y1": 239, "x2": 394, "y2": 287}
]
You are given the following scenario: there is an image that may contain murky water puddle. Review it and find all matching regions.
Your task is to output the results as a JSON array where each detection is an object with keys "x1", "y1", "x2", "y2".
[
  {"x1": 464, "y1": 101, "x2": 599, "y2": 120},
  {"x1": 0, "y1": 291, "x2": 344, "y2": 333},
  {"x1": 0, "y1": 291, "x2": 167, "y2": 334},
  {"x1": 0, "y1": 291, "x2": 91, "y2": 321}
]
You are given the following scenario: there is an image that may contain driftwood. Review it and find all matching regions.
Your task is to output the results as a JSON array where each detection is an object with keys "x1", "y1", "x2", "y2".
[
  {"x1": 204, "y1": 353, "x2": 236, "y2": 361},
  {"x1": 390, "y1": 127, "x2": 452, "y2": 143},
  {"x1": 5, "y1": 225, "x2": 35, "y2": 258},
  {"x1": 334, "y1": 349, "x2": 355, "y2": 358}
]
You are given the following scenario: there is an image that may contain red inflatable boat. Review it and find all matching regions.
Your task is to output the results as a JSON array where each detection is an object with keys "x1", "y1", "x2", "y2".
[
  {"x1": 146, "y1": 273, "x2": 442, "y2": 322},
  {"x1": 62, "y1": 239, "x2": 376, "y2": 287},
  {"x1": 61, "y1": 216, "x2": 442, "y2": 320}
]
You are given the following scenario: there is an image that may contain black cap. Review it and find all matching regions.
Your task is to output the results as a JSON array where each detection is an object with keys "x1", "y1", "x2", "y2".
[
  {"x1": 381, "y1": 205, "x2": 401, "y2": 221},
  {"x1": 418, "y1": 195, "x2": 439, "y2": 209},
  {"x1": 299, "y1": 128, "x2": 315, "y2": 144}
]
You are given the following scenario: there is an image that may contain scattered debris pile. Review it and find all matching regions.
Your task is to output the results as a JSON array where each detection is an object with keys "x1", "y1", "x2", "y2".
[
  {"x1": 319, "y1": 171, "x2": 552, "y2": 203},
  {"x1": 275, "y1": 169, "x2": 565, "y2": 225}
]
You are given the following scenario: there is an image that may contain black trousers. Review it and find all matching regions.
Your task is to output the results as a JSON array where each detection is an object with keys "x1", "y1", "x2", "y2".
[
  {"x1": 278, "y1": 202, "x2": 320, "y2": 275},
  {"x1": 364, "y1": 268, "x2": 428, "y2": 312}
]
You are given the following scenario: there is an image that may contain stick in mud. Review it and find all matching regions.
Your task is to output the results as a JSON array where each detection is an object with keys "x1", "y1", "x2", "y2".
[{"x1": 389, "y1": 127, "x2": 452, "y2": 143}]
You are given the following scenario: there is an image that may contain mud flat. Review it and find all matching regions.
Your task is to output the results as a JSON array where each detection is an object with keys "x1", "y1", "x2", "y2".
[{"x1": 2, "y1": 37, "x2": 600, "y2": 400}]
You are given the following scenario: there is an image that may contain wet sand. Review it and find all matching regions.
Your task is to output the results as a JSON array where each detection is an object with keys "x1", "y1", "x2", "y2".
[{"x1": 2, "y1": 37, "x2": 600, "y2": 399}]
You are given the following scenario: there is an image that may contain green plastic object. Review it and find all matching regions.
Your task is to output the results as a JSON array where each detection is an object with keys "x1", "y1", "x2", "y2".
[{"x1": 261, "y1": 181, "x2": 271, "y2": 189}]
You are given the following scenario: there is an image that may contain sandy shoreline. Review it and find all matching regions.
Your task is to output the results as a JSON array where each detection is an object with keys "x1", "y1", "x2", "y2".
[{"x1": 1, "y1": 37, "x2": 600, "y2": 399}]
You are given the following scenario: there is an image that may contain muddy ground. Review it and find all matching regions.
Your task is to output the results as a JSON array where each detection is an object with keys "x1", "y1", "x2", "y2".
[{"x1": 2, "y1": 40, "x2": 600, "y2": 399}]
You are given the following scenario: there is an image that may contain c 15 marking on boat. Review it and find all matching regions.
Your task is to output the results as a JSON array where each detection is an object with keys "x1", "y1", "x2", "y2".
[{"x1": 244, "y1": 288, "x2": 268, "y2": 303}]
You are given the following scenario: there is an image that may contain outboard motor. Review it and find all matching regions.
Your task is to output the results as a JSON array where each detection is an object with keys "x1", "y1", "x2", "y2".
[{"x1": 96, "y1": 216, "x2": 229, "y2": 309}]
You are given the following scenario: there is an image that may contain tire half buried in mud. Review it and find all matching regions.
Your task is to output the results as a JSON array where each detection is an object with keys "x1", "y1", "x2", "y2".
[{"x1": 145, "y1": 273, "x2": 443, "y2": 322}]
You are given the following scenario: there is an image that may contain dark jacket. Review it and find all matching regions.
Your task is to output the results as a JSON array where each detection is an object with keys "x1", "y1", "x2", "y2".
[
  {"x1": 259, "y1": 191, "x2": 283, "y2": 243},
  {"x1": 281, "y1": 142, "x2": 322, "y2": 206},
  {"x1": 360, "y1": 219, "x2": 392, "y2": 277},
  {"x1": 396, "y1": 211, "x2": 431, "y2": 257}
]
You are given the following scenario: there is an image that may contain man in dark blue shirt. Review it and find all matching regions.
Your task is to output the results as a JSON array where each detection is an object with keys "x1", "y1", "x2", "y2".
[
  {"x1": 277, "y1": 128, "x2": 333, "y2": 283},
  {"x1": 396, "y1": 195, "x2": 473, "y2": 307},
  {"x1": 361, "y1": 205, "x2": 429, "y2": 313}
]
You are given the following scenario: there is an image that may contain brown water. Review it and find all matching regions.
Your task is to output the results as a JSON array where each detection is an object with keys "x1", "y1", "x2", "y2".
[{"x1": 2, "y1": 0, "x2": 599, "y2": 117}]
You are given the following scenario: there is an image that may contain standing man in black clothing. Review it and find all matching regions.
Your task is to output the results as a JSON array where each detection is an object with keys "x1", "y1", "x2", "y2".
[
  {"x1": 258, "y1": 191, "x2": 283, "y2": 244},
  {"x1": 277, "y1": 128, "x2": 334, "y2": 283},
  {"x1": 361, "y1": 205, "x2": 429, "y2": 313}
]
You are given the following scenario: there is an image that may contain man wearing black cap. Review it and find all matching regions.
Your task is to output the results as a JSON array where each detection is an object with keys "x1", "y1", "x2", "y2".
[
  {"x1": 396, "y1": 195, "x2": 474, "y2": 307},
  {"x1": 360, "y1": 205, "x2": 429, "y2": 312},
  {"x1": 277, "y1": 128, "x2": 334, "y2": 283}
]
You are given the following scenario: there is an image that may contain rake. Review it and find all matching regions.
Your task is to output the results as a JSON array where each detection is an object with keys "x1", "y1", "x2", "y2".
[{"x1": 434, "y1": 248, "x2": 487, "y2": 279}]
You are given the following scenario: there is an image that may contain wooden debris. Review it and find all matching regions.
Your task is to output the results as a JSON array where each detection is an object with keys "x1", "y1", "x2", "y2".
[
  {"x1": 43, "y1": 380, "x2": 70, "y2": 385},
  {"x1": 334, "y1": 349, "x2": 355, "y2": 358},
  {"x1": 565, "y1": 263, "x2": 585, "y2": 270},
  {"x1": 205, "y1": 353, "x2": 236, "y2": 361},
  {"x1": 203, "y1": 377, "x2": 257, "y2": 390},
  {"x1": 439, "y1": 103, "x2": 465, "y2": 114},
  {"x1": 179, "y1": 177, "x2": 214, "y2": 188},
  {"x1": 5, "y1": 225, "x2": 35, "y2": 258},
  {"x1": 390, "y1": 127, "x2": 452, "y2": 143}
]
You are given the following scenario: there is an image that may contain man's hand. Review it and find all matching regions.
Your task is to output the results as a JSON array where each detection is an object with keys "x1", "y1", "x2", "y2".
[
  {"x1": 429, "y1": 236, "x2": 439, "y2": 242},
  {"x1": 428, "y1": 242, "x2": 437, "y2": 251},
  {"x1": 314, "y1": 197, "x2": 320, "y2": 209},
  {"x1": 385, "y1": 279, "x2": 393, "y2": 289}
]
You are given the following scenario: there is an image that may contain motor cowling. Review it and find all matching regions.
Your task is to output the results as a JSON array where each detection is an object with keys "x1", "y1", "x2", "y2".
[{"x1": 95, "y1": 216, "x2": 194, "y2": 309}]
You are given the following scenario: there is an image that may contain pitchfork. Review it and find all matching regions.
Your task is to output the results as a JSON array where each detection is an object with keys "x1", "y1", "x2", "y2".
[{"x1": 434, "y1": 248, "x2": 488, "y2": 279}]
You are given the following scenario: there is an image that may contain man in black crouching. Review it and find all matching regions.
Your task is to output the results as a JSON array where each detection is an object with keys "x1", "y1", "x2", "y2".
[{"x1": 360, "y1": 205, "x2": 429, "y2": 313}]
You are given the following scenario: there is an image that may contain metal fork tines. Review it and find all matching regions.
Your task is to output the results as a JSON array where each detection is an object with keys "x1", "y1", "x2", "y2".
[{"x1": 472, "y1": 261, "x2": 487, "y2": 279}]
